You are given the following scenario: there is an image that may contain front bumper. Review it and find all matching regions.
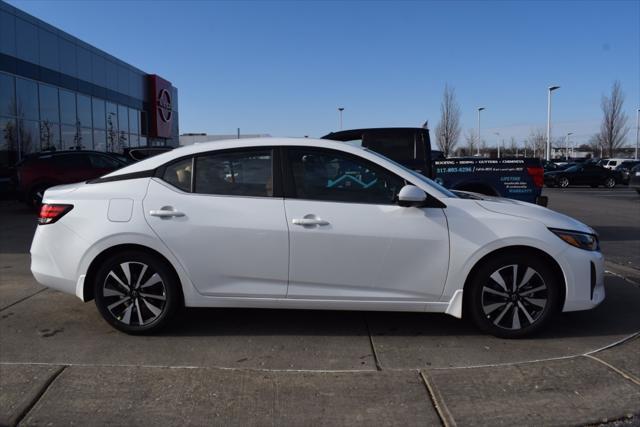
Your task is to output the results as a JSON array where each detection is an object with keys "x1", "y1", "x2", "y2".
[{"x1": 557, "y1": 245, "x2": 605, "y2": 312}]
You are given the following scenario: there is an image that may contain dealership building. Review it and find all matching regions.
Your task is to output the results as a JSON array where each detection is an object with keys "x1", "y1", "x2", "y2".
[{"x1": 0, "y1": 0, "x2": 179, "y2": 185}]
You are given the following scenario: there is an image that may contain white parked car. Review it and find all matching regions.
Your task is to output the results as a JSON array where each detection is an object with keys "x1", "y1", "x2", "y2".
[
  {"x1": 31, "y1": 138, "x2": 605, "y2": 338},
  {"x1": 602, "y1": 158, "x2": 628, "y2": 170}
]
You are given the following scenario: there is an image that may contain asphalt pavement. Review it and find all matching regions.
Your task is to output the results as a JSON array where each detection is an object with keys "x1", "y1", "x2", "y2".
[{"x1": 1, "y1": 188, "x2": 639, "y2": 426}]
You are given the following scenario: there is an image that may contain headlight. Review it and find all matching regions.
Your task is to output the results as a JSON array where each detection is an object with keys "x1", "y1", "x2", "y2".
[{"x1": 550, "y1": 228, "x2": 599, "y2": 251}]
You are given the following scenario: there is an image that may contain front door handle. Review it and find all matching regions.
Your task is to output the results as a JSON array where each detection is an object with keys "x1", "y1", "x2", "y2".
[
  {"x1": 149, "y1": 207, "x2": 185, "y2": 218},
  {"x1": 292, "y1": 217, "x2": 329, "y2": 226}
]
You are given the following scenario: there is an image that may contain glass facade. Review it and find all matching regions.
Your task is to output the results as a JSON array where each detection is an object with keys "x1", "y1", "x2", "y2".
[
  {"x1": 0, "y1": 1, "x2": 179, "y2": 185},
  {"x1": 0, "y1": 71, "x2": 146, "y2": 167}
]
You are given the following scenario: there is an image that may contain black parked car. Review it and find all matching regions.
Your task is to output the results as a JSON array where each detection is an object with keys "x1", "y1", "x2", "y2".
[
  {"x1": 544, "y1": 163, "x2": 619, "y2": 188},
  {"x1": 629, "y1": 164, "x2": 640, "y2": 195},
  {"x1": 614, "y1": 160, "x2": 640, "y2": 185}
]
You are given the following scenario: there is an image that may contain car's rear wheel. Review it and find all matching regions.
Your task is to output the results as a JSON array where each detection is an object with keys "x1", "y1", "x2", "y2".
[
  {"x1": 467, "y1": 253, "x2": 561, "y2": 338},
  {"x1": 94, "y1": 251, "x2": 180, "y2": 334},
  {"x1": 604, "y1": 177, "x2": 616, "y2": 188},
  {"x1": 558, "y1": 177, "x2": 569, "y2": 188}
]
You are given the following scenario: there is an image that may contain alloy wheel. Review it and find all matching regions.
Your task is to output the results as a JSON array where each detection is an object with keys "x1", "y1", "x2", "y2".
[
  {"x1": 481, "y1": 264, "x2": 548, "y2": 331},
  {"x1": 559, "y1": 177, "x2": 569, "y2": 188},
  {"x1": 101, "y1": 261, "x2": 167, "y2": 327},
  {"x1": 604, "y1": 177, "x2": 616, "y2": 188}
]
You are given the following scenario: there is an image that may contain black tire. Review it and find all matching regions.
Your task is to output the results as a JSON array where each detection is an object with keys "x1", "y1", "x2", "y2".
[
  {"x1": 467, "y1": 253, "x2": 561, "y2": 338},
  {"x1": 94, "y1": 251, "x2": 180, "y2": 334},
  {"x1": 636, "y1": 189, "x2": 640, "y2": 195},
  {"x1": 604, "y1": 177, "x2": 616, "y2": 188},
  {"x1": 558, "y1": 177, "x2": 569, "y2": 188}
]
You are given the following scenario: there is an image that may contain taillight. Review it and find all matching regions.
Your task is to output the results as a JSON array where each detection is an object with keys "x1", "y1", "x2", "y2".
[
  {"x1": 527, "y1": 167, "x2": 544, "y2": 189},
  {"x1": 38, "y1": 204, "x2": 73, "y2": 225}
]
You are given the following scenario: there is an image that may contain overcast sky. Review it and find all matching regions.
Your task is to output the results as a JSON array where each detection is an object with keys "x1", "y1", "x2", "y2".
[{"x1": 8, "y1": 0, "x2": 640, "y2": 147}]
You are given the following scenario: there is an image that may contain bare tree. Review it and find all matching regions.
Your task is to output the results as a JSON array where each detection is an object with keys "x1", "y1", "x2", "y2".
[
  {"x1": 593, "y1": 80, "x2": 629, "y2": 157},
  {"x1": 464, "y1": 128, "x2": 479, "y2": 155},
  {"x1": 434, "y1": 84, "x2": 462, "y2": 157},
  {"x1": 525, "y1": 129, "x2": 546, "y2": 159}
]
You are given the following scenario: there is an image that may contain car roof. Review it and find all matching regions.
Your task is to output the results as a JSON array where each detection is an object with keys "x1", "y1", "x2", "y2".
[
  {"x1": 103, "y1": 137, "x2": 368, "y2": 177},
  {"x1": 114, "y1": 137, "x2": 403, "y2": 172}
]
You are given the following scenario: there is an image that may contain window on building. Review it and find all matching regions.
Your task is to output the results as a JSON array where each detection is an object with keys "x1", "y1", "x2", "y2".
[
  {"x1": 18, "y1": 119, "x2": 39, "y2": 155},
  {"x1": 59, "y1": 90, "x2": 76, "y2": 125},
  {"x1": 106, "y1": 102, "x2": 118, "y2": 132},
  {"x1": 92, "y1": 98, "x2": 106, "y2": 130},
  {"x1": 77, "y1": 94, "x2": 92, "y2": 128},
  {"x1": 60, "y1": 124, "x2": 78, "y2": 150},
  {"x1": 39, "y1": 121, "x2": 60, "y2": 151},
  {"x1": 16, "y1": 78, "x2": 38, "y2": 121},
  {"x1": 0, "y1": 117, "x2": 18, "y2": 169},
  {"x1": 118, "y1": 105, "x2": 128, "y2": 134},
  {"x1": 0, "y1": 73, "x2": 16, "y2": 117},
  {"x1": 80, "y1": 128, "x2": 92, "y2": 150},
  {"x1": 39, "y1": 84, "x2": 59, "y2": 124},
  {"x1": 93, "y1": 129, "x2": 106, "y2": 152},
  {"x1": 286, "y1": 148, "x2": 405, "y2": 205},
  {"x1": 195, "y1": 149, "x2": 273, "y2": 197},
  {"x1": 128, "y1": 108, "x2": 139, "y2": 135}
]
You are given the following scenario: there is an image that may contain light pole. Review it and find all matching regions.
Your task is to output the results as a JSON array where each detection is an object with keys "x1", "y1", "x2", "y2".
[
  {"x1": 494, "y1": 132, "x2": 500, "y2": 158},
  {"x1": 338, "y1": 107, "x2": 344, "y2": 130},
  {"x1": 546, "y1": 85, "x2": 560, "y2": 161},
  {"x1": 635, "y1": 108, "x2": 640, "y2": 160},
  {"x1": 565, "y1": 132, "x2": 572, "y2": 161},
  {"x1": 477, "y1": 107, "x2": 485, "y2": 156}
]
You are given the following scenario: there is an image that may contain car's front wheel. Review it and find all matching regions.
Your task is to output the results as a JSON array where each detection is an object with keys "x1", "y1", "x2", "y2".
[
  {"x1": 94, "y1": 251, "x2": 180, "y2": 334},
  {"x1": 604, "y1": 177, "x2": 616, "y2": 188},
  {"x1": 558, "y1": 177, "x2": 570, "y2": 188},
  {"x1": 467, "y1": 253, "x2": 561, "y2": 338}
]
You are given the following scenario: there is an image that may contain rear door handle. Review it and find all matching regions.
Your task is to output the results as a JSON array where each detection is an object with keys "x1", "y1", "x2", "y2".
[
  {"x1": 149, "y1": 208, "x2": 185, "y2": 218},
  {"x1": 292, "y1": 218, "x2": 329, "y2": 226}
]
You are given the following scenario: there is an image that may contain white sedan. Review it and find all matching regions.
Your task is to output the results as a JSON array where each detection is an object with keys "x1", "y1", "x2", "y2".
[{"x1": 31, "y1": 138, "x2": 605, "y2": 337}]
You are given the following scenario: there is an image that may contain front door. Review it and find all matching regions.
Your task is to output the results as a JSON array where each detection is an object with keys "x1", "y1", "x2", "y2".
[
  {"x1": 144, "y1": 148, "x2": 289, "y2": 297},
  {"x1": 283, "y1": 147, "x2": 450, "y2": 302}
]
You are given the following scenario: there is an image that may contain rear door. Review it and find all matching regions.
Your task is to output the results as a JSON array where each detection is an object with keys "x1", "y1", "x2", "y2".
[
  {"x1": 283, "y1": 146, "x2": 449, "y2": 302},
  {"x1": 143, "y1": 148, "x2": 290, "y2": 297}
]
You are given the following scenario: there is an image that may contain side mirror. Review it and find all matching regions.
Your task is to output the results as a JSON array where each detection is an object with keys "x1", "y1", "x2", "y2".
[{"x1": 397, "y1": 185, "x2": 427, "y2": 207}]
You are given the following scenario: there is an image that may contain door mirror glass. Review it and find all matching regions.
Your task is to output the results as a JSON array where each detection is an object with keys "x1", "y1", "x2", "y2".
[{"x1": 397, "y1": 185, "x2": 427, "y2": 207}]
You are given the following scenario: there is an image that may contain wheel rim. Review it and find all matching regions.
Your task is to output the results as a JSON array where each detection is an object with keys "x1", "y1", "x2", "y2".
[
  {"x1": 559, "y1": 178, "x2": 569, "y2": 187},
  {"x1": 102, "y1": 262, "x2": 167, "y2": 327},
  {"x1": 605, "y1": 178, "x2": 615, "y2": 188},
  {"x1": 481, "y1": 264, "x2": 548, "y2": 331}
]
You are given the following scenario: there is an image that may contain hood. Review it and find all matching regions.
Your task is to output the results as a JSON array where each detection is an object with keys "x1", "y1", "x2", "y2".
[
  {"x1": 475, "y1": 197, "x2": 595, "y2": 235},
  {"x1": 544, "y1": 170, "x2": 562, "y2": 176}
]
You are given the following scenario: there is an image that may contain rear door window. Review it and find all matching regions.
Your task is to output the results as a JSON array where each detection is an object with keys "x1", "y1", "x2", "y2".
[
  {"x1": 89, "y1": 154, "x2": 124, "y2": 169},
  {"x1": 194, "y1": 149, "x2": 273, "y2": 197},
  {"x1": 162, "y1": 158, "x2": 193, "y2": 192},
  {"x1": 52, "y1": 154, "x2": 91, "y2": 168}
]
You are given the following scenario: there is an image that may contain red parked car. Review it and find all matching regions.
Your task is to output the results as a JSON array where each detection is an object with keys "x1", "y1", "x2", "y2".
[{"x1": 16, "y1": 150, "x2": 131, "y2": 207}]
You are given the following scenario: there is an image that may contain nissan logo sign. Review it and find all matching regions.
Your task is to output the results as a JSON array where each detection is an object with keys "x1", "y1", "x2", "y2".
[{"x1": 157, "y1": 88, "x2": 172, "y2": 123}]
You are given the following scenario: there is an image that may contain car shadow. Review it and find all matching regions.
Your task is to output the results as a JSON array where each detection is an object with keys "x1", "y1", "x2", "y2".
[{"x1": 159, "y1": 278, "x2": 640, "y2": 340}]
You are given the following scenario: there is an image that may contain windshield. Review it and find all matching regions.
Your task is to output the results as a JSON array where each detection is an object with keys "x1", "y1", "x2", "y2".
[{"x1": 364, "y1": 148, "x2": 458, "y2": 198}]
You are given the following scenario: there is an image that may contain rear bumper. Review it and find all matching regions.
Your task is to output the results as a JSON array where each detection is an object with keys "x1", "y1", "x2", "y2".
[{"x1": 30, "y1": 221, "x2": 90, "y2": 299}]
